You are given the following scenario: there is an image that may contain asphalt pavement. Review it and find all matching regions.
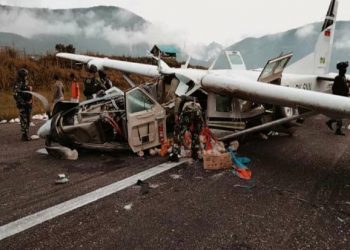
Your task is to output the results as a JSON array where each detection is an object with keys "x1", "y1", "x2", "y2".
[{"x1": 0, "y1": 115, "x2": 349, "y2": 249}]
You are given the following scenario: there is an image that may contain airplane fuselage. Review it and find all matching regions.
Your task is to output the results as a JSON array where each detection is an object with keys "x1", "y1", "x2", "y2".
[{"x1": 281, "y1": 73, "x2": 333, "y2": 93}]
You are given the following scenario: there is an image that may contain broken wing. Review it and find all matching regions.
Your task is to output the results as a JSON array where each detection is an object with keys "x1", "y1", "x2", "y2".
[
  {"x1": 201, "y1": 73, "x2": 350, "y2": 118},
  {"x1": 56, "y1": 53, "x2": 160, "y2": 77}
]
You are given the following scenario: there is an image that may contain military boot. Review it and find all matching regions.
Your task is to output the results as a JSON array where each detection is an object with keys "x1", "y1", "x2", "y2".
[
  {"x1": 326, "y1": 120, "x2": 334, "y2": 130},
  {"x1": 21, "y1": 134, "x2": 31, "y2": 141},
  {"x1": 335, "y1": 129, "x2": 346, "y2": 136}
]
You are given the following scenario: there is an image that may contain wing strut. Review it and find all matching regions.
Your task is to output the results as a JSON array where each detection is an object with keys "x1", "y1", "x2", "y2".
[
  {"x1": 218, "y1": 111, "x2": 315, "y2": 141},
  {"x1": 122, "y1": 74, "x2": 136, "y2": 88}
]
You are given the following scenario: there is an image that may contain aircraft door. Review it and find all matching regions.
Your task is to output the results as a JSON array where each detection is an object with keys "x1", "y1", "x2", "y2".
[
  {"x1": 125, "y1": 87, "x2": 167, "y2": 152},
  {"x1": 258, "y1": 53, "x2": 293, "y2": 83}
]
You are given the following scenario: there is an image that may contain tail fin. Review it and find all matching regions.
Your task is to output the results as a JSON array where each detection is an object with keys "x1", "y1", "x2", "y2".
[{"x1": 285, "y1": 0, "x2": 338, "y2": 75}]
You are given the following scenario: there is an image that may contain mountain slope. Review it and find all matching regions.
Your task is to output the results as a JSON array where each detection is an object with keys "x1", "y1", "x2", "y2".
[
  {"x1": 227, "y1": 21, "x2": 350, "y2": 72},
  {"x1": 0, "y1": 5, "x2": 150, "y2": 55},
  {"x1": 0, "y1": 4, "x2": 349, "y2": 69}
]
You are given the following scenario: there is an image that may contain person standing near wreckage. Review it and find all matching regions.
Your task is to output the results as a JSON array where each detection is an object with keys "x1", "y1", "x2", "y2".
[
  {"x1": 13, "y1": 68, "x2": 33, "y2": 141},
  {"x1": 52, "y1": 74, "x2": 64, "y2": 105},
  {"x1": 98, "y1": 70, "x2": 113, "y2": 90},
  {"x1": 70, "y1": 73, "x2": 80, "y2": 102},
  {"x1": 83, "y1": 65, "x2": 104, "y2": 99},
  {"x1": 174, "y1": 95, "x2": 204, "y2": 160},
  {"x1": 326, "y1": 61, "x2": 349, "y2": 135}
]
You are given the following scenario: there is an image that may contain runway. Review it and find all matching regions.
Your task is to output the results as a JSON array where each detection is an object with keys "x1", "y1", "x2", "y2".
[{"x1": 0, "y1": 115, "x2": 349, "y2": 249}]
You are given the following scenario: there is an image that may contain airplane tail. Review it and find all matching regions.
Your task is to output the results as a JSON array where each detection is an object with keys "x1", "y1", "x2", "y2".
[{"x1": 285, "y1": 0, "x2": 338, "y2": 75}]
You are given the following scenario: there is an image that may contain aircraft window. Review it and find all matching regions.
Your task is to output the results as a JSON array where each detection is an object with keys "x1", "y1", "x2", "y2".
[
  {"x1": 216, "y1": 95, "x2": 232, "y2": 112},
  {"x1": 127, "y1": 89, "x2": 155, "y2": 113},
  {"x1": 260, "y1": 62, "x2": 275, "y2": 79},
  {"x1": 212, "y1": 53, "x2": 231, "y2": 70},
  {"x1": 274, "y1": 58, "x2": 289, "y2": 74},
  {"x1": 228, "y1": 53, "x2": 243, "y2": 65}
]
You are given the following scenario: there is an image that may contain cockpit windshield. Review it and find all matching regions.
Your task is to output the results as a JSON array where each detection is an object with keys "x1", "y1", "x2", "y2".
[
  {"x1": 210, "y1": 51, "x2": 246, "y2": 70},
  {"x1": 228, "y1": 53, "x2": 244, "y2": 65}
]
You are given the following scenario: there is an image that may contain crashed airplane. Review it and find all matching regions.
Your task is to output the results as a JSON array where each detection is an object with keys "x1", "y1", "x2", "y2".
[
  {"x1": 38, "y1": 0, "x2": 350, "y2": 153},
  {"x1": 38, "y1": 86, "x2": 167, "y2": 152}
]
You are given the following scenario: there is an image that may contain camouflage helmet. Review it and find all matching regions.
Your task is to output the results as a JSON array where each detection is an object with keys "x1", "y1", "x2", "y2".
[
  {"x1": 89, "y1": 65, "x2": 98, "y2": 73},
  {"x1": 336, "y1": 61, "x2": 348, "y2": 71},
  {"x1": 17, "y1": 68, "x2": 28, "y2": 78}
]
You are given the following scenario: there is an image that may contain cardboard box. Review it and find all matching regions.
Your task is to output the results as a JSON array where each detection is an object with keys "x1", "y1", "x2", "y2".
[{"x1": 203, "y1": 152, "x2": 232, "y2": 170}]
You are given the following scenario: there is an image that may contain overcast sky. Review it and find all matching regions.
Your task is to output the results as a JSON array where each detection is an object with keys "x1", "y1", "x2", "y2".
[{"x1": 0, "y1": 0, "x2": 349, "y2": 46}]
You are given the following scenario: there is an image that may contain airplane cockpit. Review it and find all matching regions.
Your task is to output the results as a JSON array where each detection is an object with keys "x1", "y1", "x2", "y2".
[{"x1": 209, "y1": 51, "x2": 246, "y2": 70}]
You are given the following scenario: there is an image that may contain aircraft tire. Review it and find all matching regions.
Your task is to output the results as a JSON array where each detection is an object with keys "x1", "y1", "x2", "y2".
[{"x1": 278, "y1": 106, "x2": 299, "y2": 118}]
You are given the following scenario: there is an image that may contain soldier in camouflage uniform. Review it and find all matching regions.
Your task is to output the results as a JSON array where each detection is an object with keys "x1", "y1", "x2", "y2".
[
  {"x1": 13, "y1": 68, "x2": 33, "y2": 141},
  {"x1": 83, "y1": 65, "x2": 105, "y2": 99},
  {"x1": 326, "y1": 61, "x2": 349, "y2": 136},
  {"x1": 174, "y1": 96, "x2": 204, "y2": 160}
]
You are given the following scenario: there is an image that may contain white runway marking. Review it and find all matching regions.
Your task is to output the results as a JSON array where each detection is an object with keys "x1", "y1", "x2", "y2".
[{"x1": 0, "y1": 159, "x2": 190, "y2": 241}]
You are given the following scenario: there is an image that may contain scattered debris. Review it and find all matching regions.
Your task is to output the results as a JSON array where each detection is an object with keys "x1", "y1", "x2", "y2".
[
  {"x1": 228, "y1": 142, "x2": 252, "y2": 180},
  {"x1": 337, "y1": 217, "x2": 345, "y2": 223},
  {"x1": 136, "y1": 179, "x2": 150, "y2": 195},
  {"x1": 14, "y1": 118, "x2": 20, "y2": 123},
  {"x1": 124, "y1": 203, "x2": 133, "y2": 211},
  {"x1": 55, "y1": 174, "x2": 69, "y2": 184},
  {"x1": 170, "y1": 174, "x2": 182, "y2": 180},
  {"x1": 9, "y1": 119, "x2": 15, "y2": 123},
  {"x1": 203, "y1": 151, "x2": 232, "y2": 170},
  {"x1": 169, "y1": 152, "x2": 179, "y2": 162},
  {"x1": 259, "y1": 133, "x2": 268, "y2": 140},
  {"x1": 30, "y1": 135, "x2": 40, "y2": 140},
  {"x1": 160, "y1": 140, "x2": 171, "y2": 157},
  {"x1": 248, "y1": 214, "x2": 264, "y2": 219},
  {"x1": 30, "y1": 122, "x2": 35, "y2": 127},
  {"x1": 0, "y1": 120, "x2": 7, "y2": 124},
  {"x1": 335, "y1": 201, "x2": 350, "y2": 206},
  {"x1": 268, "y1": 131, "x2": 279, "y2": 136},
  {"x1": 137, "y1": 150, "x2": 144, "y2": 157},
  {"x1": 210, "y1": 172, "x2": 225, "y2": 180},
  {"x1": 32, "y1": 114, "x2": 44, "y2": 120},
  {"x1": 194, "y1": 176, "x2": 204, "y2": 180},
  {"x1": 45, "y1": 146, "x2": 78, "y2": 160},
  {"x1": 185, "y1": 158, "x2": 194, "y2": 166},
  {"x1": 149, "y1": 183, "x2": 160, "y2": 189},
  {"x1": 180, "y1": 146, "x2": 191, "y2": 158},
  {"x1": 201, "y1": 129, "x2": 231, "y2": 170},
  {"x1": 149, "y1": 148, "x2": 157, "y2": 156},
  {"x1": 36, "y1": 148, "x2": 48, "y2": 155},
  {"x1": 233, "y1": 184, "x2": 256, "y2": 190},
  {"x1": 295, "y1": 197, "x2": 310, "y2": 204}
]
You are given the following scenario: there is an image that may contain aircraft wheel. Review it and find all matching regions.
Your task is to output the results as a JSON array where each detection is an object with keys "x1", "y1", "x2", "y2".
[{"x1": 279, "y1": 106, "x2": 299, "y2": 118}]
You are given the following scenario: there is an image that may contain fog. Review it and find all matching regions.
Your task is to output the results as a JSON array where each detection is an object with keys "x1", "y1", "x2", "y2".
[{"x1": 0, "y1": 6, "x2": 215, "y2": 60}]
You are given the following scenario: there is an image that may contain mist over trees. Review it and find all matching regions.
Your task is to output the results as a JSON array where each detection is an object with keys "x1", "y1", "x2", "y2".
[{"x1": 55, "y1": 44, "x2": 76, "y2": 53}]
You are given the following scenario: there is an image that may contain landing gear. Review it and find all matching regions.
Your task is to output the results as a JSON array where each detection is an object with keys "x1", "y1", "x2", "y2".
[{"x1": 279, "y1": 106, "x2": 299, "y2": 118}]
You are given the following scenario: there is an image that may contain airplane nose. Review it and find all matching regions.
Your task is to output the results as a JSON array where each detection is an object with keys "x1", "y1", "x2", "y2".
[{"x1": 37, "y1": 120, "x2": 51, "y2": 139}]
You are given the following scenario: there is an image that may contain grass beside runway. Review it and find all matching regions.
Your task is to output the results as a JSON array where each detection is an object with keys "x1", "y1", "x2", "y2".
[
  {"x1": 1, "y1": 89, "x2": 51, "y2": 120},
  {"x1": 0, "y1": 88, "x2": 82, "y2": 120}
]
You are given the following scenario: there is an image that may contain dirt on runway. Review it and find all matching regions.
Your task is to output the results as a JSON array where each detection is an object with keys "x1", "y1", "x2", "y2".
[{"x1": 0, "y1": 116, "x2": 349, "y2": 249}]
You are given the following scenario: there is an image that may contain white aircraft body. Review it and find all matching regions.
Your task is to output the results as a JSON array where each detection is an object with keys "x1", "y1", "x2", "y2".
[{"x1": 53, "y1": 0, "x2": 350, "y2": 140}]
